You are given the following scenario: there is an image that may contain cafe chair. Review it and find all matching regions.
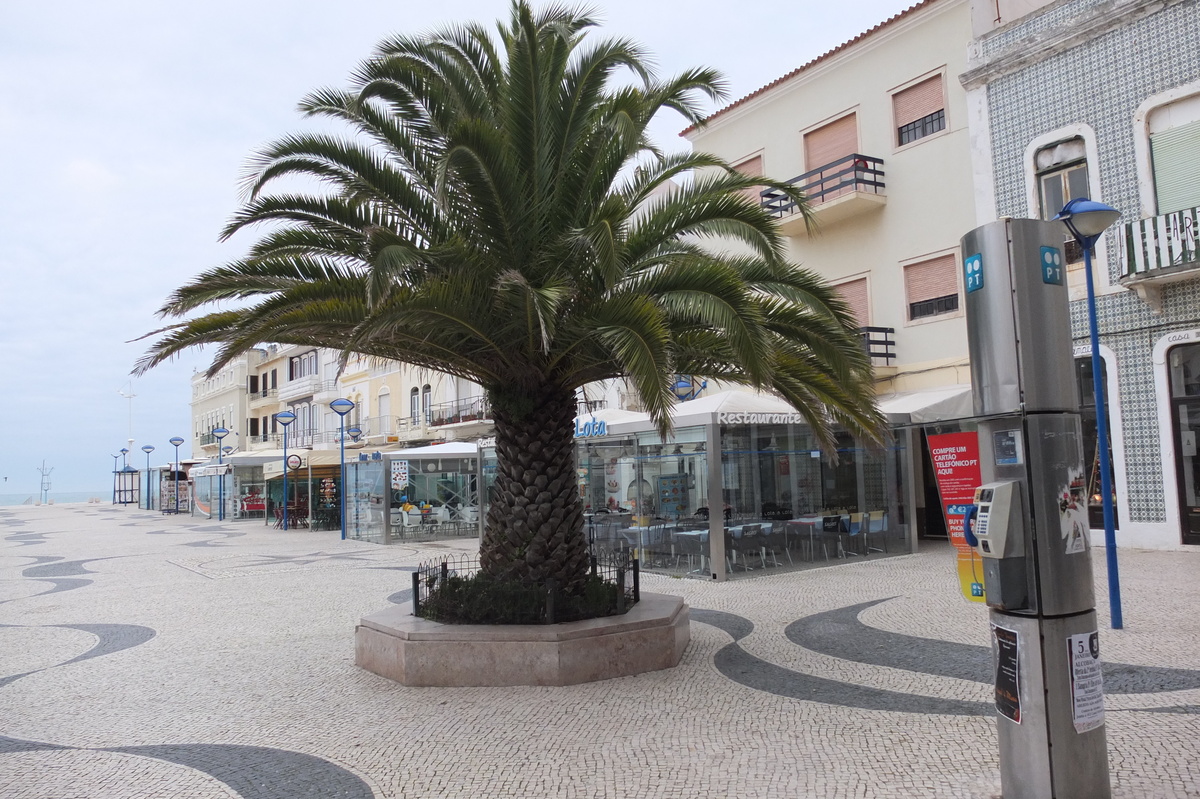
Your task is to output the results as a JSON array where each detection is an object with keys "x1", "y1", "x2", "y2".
[
  {"x1": 674, "y1": 532, "x2": 708, "y2": 574},
  {"x1": 739, "y1": 523, "x2": 767, "y2": 568},
  {"x1": 817, "y1": 515, "x2": 847, "y2": 559},
  {"x1": 865, "y1": 511, "x2": 888, "y2": 554},
  {"x1": 844, "y1": 513, "x2": 866, "y2": 557},
  {"x1": 784, "y1": 520, "x2": 815, "y2": 562},
  {"x1": 761, "y1": 524, "x2": 790, "y2": 566},
  {"x1": 724, "y1": 530, "x2": 753, "y2": 572}
]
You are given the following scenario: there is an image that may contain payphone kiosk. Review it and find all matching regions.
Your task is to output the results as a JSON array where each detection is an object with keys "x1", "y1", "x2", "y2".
[{"x1": 962, "y1": 219, "x2": 1110, "y2": 799}]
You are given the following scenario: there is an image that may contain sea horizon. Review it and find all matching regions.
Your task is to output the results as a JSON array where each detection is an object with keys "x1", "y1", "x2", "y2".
[{"x1": 0, "y1": 491, "x2": 109, "y2": 507}]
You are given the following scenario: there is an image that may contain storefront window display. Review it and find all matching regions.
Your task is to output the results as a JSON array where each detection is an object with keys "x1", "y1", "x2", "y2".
[
  {"x1": 572, "y1": 390, "x2": 908, "y2": 581},
  {"x1": 343, "y1": 444, "x2": 482, "y2": 543}
]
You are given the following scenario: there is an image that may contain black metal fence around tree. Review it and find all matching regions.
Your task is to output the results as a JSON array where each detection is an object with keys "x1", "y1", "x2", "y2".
[{"x1": 411, "y1": 552, "x2": 639, "y2": 624}]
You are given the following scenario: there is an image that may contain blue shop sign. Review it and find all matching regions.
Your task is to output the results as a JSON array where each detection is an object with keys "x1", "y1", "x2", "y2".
[{"x1": 573, "y1": 418, "x2": 608, "y2": 438}]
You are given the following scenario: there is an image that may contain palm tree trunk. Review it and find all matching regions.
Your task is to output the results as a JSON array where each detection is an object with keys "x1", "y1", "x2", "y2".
[{"x1": 481, "y1": 385, "x2": 589, "y2": 591}]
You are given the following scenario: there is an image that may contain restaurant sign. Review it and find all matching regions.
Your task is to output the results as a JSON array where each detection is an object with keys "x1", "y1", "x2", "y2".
[{"x1": 717, "y1": 413, "x2": 806, "y2": 424}]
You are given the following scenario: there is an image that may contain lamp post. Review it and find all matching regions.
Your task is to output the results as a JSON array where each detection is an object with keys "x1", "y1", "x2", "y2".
[
  {"x1": 168, "y1": 436, "x2": 185, "y2": 514},
  {"x1": 141, "y1": 445, "x2": 155, "y2": 510},
  {"x1": 212, "y1": 427, "x2": 229, "y2": 521},
  {"x1": 1054, "y1": 197, "x2": 1123, "y2": 630},
  {"x1": 120, "y1": 448, "x2": 129, "y2": 470},
  {"x1": 111, "y1": 453, "x2": 121, "y2": 504},
  {"x1": 276, "y1": 411, "x2": 296, "y2": 530},
  {"x1": 329, "y1": 398, "x2": 356, "y2": 541}
]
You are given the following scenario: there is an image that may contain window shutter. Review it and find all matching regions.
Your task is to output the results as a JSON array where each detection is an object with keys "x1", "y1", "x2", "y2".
[
  {"x1": 893, "y1": 76, "x2": 944, "y2": 129},
  {"x1": 804, "y1": 114, "x2": 858, "y2": 170},
  {"x1": 734, "y1": 155, "x2": 764, "y2": 202},
  {"x1": 905, "y1": 255, "x2": 958, "y2": 303},
  {"x1": 834, "y1": 277, "x2": 869, "y2": 327},
  {"x1": 1151, "y1": 118, "x2": 1200, "y2": 213}
]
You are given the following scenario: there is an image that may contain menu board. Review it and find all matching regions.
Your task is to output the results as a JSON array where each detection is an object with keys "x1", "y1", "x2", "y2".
[{"x1": 657, "y1": 474, "x2": 688, "y2": 516}]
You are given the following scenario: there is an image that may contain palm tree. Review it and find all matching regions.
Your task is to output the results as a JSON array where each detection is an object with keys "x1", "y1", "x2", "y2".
[{"x1": 138, "y1": 1, "x2": 885, "y2": 593}]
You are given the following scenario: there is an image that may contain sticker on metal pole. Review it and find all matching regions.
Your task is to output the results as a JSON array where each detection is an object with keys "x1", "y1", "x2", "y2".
[
  {"x1": 993, "y1": 624, "x2": 1021, "y2": 723},
  {"x1": 1067, "y1": 631, "x2": 1105, "y2": 733}
]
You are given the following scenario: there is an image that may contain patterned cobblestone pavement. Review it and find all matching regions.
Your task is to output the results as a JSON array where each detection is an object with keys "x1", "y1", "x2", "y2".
[{"x1": 2, "y1": 504, "x2": 1198, "y2": 798}]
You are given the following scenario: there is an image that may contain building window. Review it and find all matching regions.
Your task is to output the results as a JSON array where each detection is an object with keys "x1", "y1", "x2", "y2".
[
  {"x1": 733, "y1": 154, "x2": 764, "y2": 202},
  {"x1": 833, "y1": 277, "x2": 869, "y2": 327},
  {"x1": 422, "y1": 384, "x2": 432, "y2": 423},
  {"x1": 893, "y1": 75, "x2": 945, "y2": 146},
  {"x1": 1036, "y1": 139, "x2": 1089, "y2": 264},
  {"x1": 803, "y1": 113, "x2": 858, "y2": 205},
  {"x1": 410, "y1": 388, "x2": 420, "y2": 423},
  {"x1": 1148, "y1": 95, "x2": 1200, "y2": 214},
  {"x1": 904, "y1": 254, "x2": 959, "y2": 321}
]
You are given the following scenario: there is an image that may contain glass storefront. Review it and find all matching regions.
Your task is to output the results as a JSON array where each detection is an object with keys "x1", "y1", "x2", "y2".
[
  {"x1": 574, "y1": 394, "x2": 908, "y2": 581},
  {"x1": 345, "y1": 445, "x2": 482, "y2": 543}
]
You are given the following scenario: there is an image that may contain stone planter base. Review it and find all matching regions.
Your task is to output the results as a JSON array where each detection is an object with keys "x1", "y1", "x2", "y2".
[{"x1": 355, "y1": 592, "x2": 690, "y2": 687}]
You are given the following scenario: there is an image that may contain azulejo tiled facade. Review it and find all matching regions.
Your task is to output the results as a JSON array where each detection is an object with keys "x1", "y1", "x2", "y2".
[{"x1": 966, "y1": 0, "x2": 1200, "y2": 547}]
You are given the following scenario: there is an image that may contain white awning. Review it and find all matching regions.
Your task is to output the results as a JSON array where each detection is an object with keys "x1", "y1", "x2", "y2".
[
  {"x1": 225, "y1": 449, "x2": 290, "y2": 465},
  {"x1": 876, "y1": 384, "x2": 973, "y2": 425},
  {"x1": 382, "y1": 441, "x2": 479, "y2": 458},
  {"x1": 190, "y1": 463, "x2": 232, "y2": 478}
]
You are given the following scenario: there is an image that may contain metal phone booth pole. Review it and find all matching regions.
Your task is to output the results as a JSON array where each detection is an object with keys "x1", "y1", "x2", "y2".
[{"x1": 961, "y1": 219, "x2": 1110, "y2": 798}]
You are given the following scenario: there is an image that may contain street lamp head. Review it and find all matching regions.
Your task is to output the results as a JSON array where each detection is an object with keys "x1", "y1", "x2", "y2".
[
  {"x1": 347, "y1": 426, "x2": 363, "y2": 441},
  {"x1": 169, "y1": 436, "x2": 185, "y2": 447},
  {"x1": 276, "y1": 410, "x2": 297, "y2": 427},
  {"x1": 223, "y1": 446, "x2": 233, "y2": 454},
  {"x1": 1054, "y1": 198, "x2": 1121, "y2": 246},
  {"x1": 120, "y1": 448, "x2": 129, "y2": 455},
  {"x1": 141, "y1": 445, "x2": 155, "y2": 454},
  {"x1": 330, "y1": 397, "x2": 355, "y2": 416},
  {"x1": 212, "y1": 427, "x2": 230, "y2": 441}
]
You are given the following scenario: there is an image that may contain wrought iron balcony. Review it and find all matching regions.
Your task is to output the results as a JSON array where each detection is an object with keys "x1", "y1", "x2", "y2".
[
  {"x1": 760, "y1": 153, "x2": 886, "y2": 236},
  {"x1": 1121, "y1": 205, "x2": 1200, "y2": 312},
  {"x1": 860, "y1": 326, "x2": 896, "y2": 366},
  {"x1": 428, "y1": 396, "x2": 492, "y2": 427}
]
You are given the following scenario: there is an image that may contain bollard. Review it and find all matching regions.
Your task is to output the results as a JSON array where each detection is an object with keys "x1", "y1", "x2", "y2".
[
  {"x1": 411, "y1": 570, "x2": 421, "y2": 617},
  {"x1": 632, "y1": 558, "x2": 640, "y2": 603}
]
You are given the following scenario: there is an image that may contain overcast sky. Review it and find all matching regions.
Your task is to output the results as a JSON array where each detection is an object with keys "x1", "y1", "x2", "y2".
[{"x1": 0, "y1": 0, "x2": 921, "y2": 494}]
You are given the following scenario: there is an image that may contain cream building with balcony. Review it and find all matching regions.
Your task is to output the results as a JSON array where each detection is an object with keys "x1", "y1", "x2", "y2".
[{"x1": 684, "y1": 0, "x2": 976, "y2": 537}]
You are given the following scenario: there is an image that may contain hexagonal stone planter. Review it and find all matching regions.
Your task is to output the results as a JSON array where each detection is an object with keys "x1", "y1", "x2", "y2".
[{"x1": 355, "y1": 592, "x2": 690, "y2": 686}]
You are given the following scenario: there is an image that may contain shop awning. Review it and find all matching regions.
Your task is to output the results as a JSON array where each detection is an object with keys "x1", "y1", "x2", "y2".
[
  {"x1": 225, "y1": 449, "x2": 289, "y2": 465},
  {"x1": 190, "y1": 463, "x2": 232, "y2": 477},
  {"x1": 670, "y1": 389, "x2": 798, "y2": 429},
  {"x1": 383, "y1": 441, "x2": 479, "y2": 457},
  {"x1": 876, "y1": 384, "x2": 973, "y2": 425}
]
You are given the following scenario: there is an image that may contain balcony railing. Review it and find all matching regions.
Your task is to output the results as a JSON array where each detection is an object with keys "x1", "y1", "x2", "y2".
[
  {"x1": 428, "y1": 396, "x2": 492, "y2": 427},
  {"x1": 760, "y1": 153, "x2": 885, "y2": 222},
  {"x1": 248, "y1": 387, "x2": 278, "y2": 401},
  {"x1": 860, "y1": 326, "x2": 896, "y2": 365},
  {"x1": 1120, "y1": 205, "x2": 1200, "y2": 311}
]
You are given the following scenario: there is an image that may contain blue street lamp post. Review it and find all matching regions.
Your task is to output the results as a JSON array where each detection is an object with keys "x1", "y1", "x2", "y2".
[
  {"x1": 168, "y1": 436, "x2": 185, "y2": 514},
  {"x1": 329, "y1": 399, "x2": 356, "y2": 541},
  {"x1": 141, "y1": 445, "x2": 155, "y2": 510},
  {"x1": 276, "y1": 411, "x2": 296, "y2": 530},
  {"x1": 1055, "y1": 197, "x2": 1124, "y2": 630},
  {"x1": 212, "y1": 427, "x2": 230, "y2": 521}
]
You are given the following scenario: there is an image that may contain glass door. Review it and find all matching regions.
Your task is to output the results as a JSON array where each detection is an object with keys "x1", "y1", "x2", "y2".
[{"x1": 1174, "y1": 398, "x2": 1200, "y2": 545}]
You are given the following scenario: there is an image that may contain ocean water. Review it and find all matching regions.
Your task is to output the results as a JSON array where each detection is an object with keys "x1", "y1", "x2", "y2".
[{"x1": 0, "y1": 492, "x2": 108, "y2": 507}]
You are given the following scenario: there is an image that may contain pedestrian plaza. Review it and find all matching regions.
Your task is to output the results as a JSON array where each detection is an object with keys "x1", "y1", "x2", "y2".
[{"x1": 2, "y1": 504, "x2": 1199, "y2": 798}]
